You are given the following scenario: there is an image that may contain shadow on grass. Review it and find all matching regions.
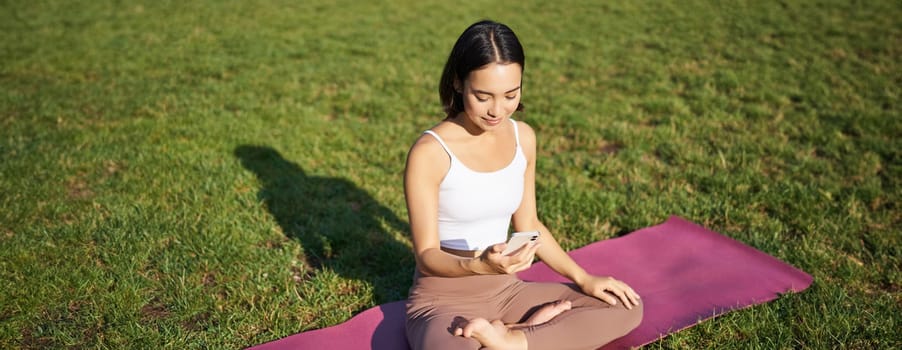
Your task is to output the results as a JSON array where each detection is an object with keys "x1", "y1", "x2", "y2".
[{"x1": 234, "y1": 145, "x2": 414, "y2": 303}]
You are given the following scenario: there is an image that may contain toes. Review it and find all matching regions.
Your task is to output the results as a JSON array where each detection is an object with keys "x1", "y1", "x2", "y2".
[
  {"x1": 450, "y1": 316, "x2": 468, "y2": 336},
  {"x1": 557, "y1": 300, "x2": 572, "y2": 310},
  {"x1": 546, "y1": 299, "x2": 571, "y2": 313},
  {"x1": 462, "y1": 318, "x2": 490, "y2": 338}
]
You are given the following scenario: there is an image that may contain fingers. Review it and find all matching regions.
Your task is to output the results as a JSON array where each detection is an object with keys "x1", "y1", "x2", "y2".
[
  {"x1": 615, "y1": 279, "x2": 641, "y2": 306},
  {"x1": 482, "y1": 242, "x2": 540, "y2": 274},
  {"x1": 484, "y1": 243, "x2": 508, "y2": 259},
  {"x1": 609, "y1": 280, "x2": 641, "y2": 309},
  {"x1": 525, "y1": 241, "x2": 541, "y2": 256},
  {"x1": 509, "y1": 258, "x2": 533, "y2": 273},
  {"x1": 508, "y1": 242, "x2": 539, "y2": 272},
  {"x1": 585, "y1": 277, "x2": 642, "y2": 309},
  {"x1": 624, "y1": 285, "x2": 641, "y2": 306},
  {"x1": 512, "y1": 241, "x2": 540, "y2": 259},
  {"x1": 483, "y1": 243, "x2": 506, "y2": 261},
  {"x1": 503, "y1": 239, "x2": 541, "y2": 257},
  {"x1": 612, "y1": 288, "x2": 632, "y2": 310},
  {"x1": 598, "y1": 291, "x2": 619, "y2": 306}
]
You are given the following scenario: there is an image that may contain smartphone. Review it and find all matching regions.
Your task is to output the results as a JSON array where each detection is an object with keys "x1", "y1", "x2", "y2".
[{"x1": 501, "y1": 231, "x2": 540, "y2": 255}]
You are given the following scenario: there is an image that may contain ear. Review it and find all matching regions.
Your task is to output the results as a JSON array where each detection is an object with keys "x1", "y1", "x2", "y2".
[{"x1": 453, "y1": 78, "x2": 462, "y2": 93}]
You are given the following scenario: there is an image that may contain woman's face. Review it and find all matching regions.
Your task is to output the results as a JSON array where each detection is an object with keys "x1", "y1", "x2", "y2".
[{"x1": 457, "y1": 62, "x2": 522, "y2": 131}]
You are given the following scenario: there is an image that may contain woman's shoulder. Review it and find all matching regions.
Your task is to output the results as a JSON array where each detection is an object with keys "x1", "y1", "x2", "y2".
[
  {"x1": 513, "y1": 119, "x2": 536, "y2": 147},
  {"x1": 412, "y1": 120, "x2": 453, "y2": 147},
  {"x1": 513, "y1": 119, "x2": 535, "y2": 134},
  {"x1": 411, "y1": 120, "x2": 464, "y2": 150},
  {"x1": 410, "y1": 133, "x2": 440, "y2": 153},
  {"x1": 407, "y1": 122, "x2": 452, "y2": 164},
  {"x1": 406, "y1": 126, "x2": 452, "y2": 181},
  {"x1": 427, "y1": 119, "x2": 461, "y2": 137}
]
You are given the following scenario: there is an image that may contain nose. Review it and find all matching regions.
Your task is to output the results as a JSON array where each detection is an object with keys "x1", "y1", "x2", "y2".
[{"x1": 488, "y1": 100, "x2": 503, "y2": 118}]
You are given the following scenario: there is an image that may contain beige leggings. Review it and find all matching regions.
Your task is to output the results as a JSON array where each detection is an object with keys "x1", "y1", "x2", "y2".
[{"x1": 405, "y1": 273, "x2": 643, "y2": 350}]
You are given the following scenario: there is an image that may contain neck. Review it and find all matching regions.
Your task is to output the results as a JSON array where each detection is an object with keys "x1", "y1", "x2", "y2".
[{"x1": 450, "y1": 113, "x2": 488, "y2": 136}]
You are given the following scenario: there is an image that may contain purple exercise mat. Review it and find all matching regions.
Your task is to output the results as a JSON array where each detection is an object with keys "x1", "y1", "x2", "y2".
[{"x1": 248, "y1": 216, "x2": 813, "y2": 350}]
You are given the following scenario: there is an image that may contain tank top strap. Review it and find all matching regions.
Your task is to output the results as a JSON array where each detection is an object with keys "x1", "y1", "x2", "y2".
[
  {"x1": 425, "y1": 121, "x2": 519, "y2": 158},
  {"x1": 509, "y1": 118, "x2": 520, "y2": 147},
  {"x1": 423, "y1": 130, "x2": 456, "y2": 159}
]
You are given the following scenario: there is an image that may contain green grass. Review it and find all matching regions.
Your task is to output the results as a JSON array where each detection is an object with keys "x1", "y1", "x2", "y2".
[{"x1": 1, "y1": 0, "x2": 899, "y2": 348}]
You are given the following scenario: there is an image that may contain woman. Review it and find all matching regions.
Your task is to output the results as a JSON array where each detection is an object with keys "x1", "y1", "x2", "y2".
[{"x1": 404, "y1": 20, "x2": 643, "y2": 350}]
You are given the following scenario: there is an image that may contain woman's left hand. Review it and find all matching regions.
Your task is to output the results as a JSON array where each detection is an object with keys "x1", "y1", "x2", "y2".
[{"x1": 577, "y1": 275, "x2": 641, "y2": 309}]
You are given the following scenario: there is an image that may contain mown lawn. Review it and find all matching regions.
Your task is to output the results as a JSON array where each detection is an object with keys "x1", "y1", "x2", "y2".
[{"x1": 1, "y1": 0, "x2": 899, "y2": 348}]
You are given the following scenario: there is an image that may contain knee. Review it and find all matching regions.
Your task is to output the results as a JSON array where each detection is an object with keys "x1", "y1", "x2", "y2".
[
  {"x1": 599, "y1": 300, "x2": 643, "y2": 343},
  {"x1": 623, "y1": 300, "x2": 644, "y2": 333}
]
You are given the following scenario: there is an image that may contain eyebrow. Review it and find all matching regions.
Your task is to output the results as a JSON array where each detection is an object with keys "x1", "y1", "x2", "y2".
[{"x1": 473, "y1": 86, "x2": 521, "y2": 95}]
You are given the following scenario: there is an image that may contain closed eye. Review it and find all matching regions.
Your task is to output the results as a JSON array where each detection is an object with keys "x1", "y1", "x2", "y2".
[{"x1": 471, "y1": 86, "x2": 521, "y2": 102}]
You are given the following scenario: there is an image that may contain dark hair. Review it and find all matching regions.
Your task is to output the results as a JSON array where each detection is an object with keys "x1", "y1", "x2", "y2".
[{"x1": 439, "y1": 20, "x2": 525, "y2": 118}]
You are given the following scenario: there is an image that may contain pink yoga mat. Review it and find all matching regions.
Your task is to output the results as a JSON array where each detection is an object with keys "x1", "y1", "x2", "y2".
[{"x1": 248, "y1": 216, "x2": 813, "y2": 350}]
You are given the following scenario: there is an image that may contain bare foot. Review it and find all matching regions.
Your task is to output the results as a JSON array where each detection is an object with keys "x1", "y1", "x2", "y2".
[
  {"x1": 524, "y1": 300, "x2": 572, "y2": 326},
  {"x1": 453, "y1": 317, "x2": 527, "y2": 349}
]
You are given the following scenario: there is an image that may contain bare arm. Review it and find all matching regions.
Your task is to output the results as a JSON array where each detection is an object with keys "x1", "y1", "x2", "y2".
[
  {"x1": 510, "y1": 121, "x2": 590, "y2": 282},
  {"x1": 511, "y1": 121, "x2": 640, "y2": 308}
]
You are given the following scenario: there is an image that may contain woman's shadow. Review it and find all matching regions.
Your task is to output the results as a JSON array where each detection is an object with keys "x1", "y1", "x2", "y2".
[{"x1": 234, "y1": 145, "x2": 414, "y2": 303}]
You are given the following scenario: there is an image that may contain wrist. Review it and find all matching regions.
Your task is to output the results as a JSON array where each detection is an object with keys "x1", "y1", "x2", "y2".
[
  {"x1": 570, "y1": 269, "x2": 590, "y2": 286},
  {"x1": 462, "y1": 256, "x2": 487, "y2": 275}
]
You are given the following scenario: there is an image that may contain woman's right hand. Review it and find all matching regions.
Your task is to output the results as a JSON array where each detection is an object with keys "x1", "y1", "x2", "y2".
[{"x1": 476, "y1": 241, "x2": 541, "y2": 274}]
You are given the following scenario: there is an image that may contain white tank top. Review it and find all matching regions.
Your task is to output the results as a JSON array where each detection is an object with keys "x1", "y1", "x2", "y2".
[{"x1": 423, "y1": 119, "x2": 527, "y2": 251}]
